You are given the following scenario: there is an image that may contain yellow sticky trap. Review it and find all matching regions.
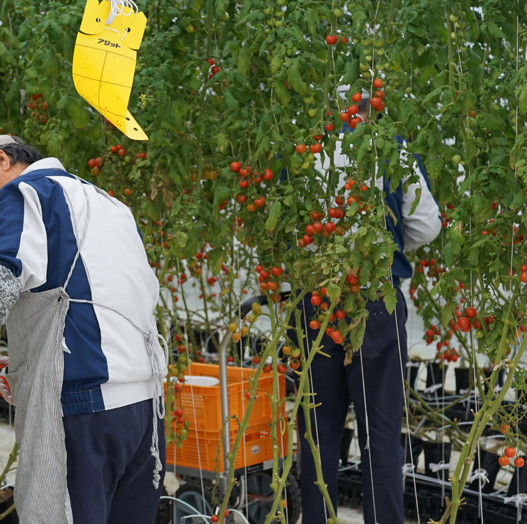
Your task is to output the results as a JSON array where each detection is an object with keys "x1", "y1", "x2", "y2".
[{"x1": 72, "y1": 0, "x2": 148, "y2": 140}]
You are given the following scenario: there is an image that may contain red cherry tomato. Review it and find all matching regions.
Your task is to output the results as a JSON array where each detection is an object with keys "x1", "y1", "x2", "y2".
[
  {"x1": 373, "y1": 78, "x2": 383, "y2": 88},
  {"x1": 296, "y1": 144, "x2": 306, "y2": 154},
  {"x1": 465, "y1": 307, "x2": 477, "y2": 318},
  {"x1": 309, "y1": 320, "x2": 320, "y2": 330},
  {"x1": 277, "y1": 363, "x2": 288, "y2": 374},
  {"x1": 230, "y1": 162, "x2": 241, "y2": 172},
  {"x1": 311, "y1": 295, "x2": 322, "y2": 306},
  {"x1": 505, "y1": 447, "x2": 516, "y2": 458},
  {"x1": 498, "y1": 456, "x2": 510, "y2": 467},
  {"x1": 351, "y1": 93, "x2": 362, "y2": 103}
]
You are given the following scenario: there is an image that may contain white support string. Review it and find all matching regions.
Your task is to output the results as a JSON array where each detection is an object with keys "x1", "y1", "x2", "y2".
[
  {"x1": 301, "y1": 297, "x2": 329, "y2": 522},
  {"x1": 176, "y1": 257, "x2": 206, "y2": 509},
  {"x1": 359, "y1": 348, "x2": 379, "y2": 524},
  {"x1": 379, "y1": 172, "x2": 421, "y2": 523},
  {"x1": 105, "y1": 0, "x2": 138, "y2": 25}
]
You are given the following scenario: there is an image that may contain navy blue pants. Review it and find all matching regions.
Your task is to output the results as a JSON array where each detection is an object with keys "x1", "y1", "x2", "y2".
[
  {"x1": 290, "y1": 290, "x2": 408, "y2": 524},
  {"x1": 63, "y1": 399, "x2": 166, "y2": 524}
]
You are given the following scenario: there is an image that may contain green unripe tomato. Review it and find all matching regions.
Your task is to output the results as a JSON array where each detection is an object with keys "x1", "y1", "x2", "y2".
[
  {"x1": 449, "y1": 14, "x2": 458, "y2": 22},
  {"x1": 460, "y1": 46, "x2": 467, "y2": 52},
  {"x1": 450, "y1": 32, "x2": 457, "y2": 40},
  {"x1": 124, "y1": 155, "x2": 131, "y2": 163},
  {"x1": 455, "y1": 22, "x2": 460, "y2": 28},
  {"x1": 374, "y1": 39, "x2": 383, "y2": 47},
  {"x1": 276, "y1": 10, "x2": 284, "y2": 17},
  {"x1": 308, "y1": 108, "x2": 317, "y2": 117},
  {"x1": 404, "y1": 86, "x2": 412, "y2": 94},
  {"x1": 291, "y1": 348, "x2": 301, "y2": 358},
  {"x1": 376, "y1": 49, "x2": 384, "y2": 56},
  {"x1": 264, "y1": 7, "x2": 273, "y2": 15},
  {"x1": 363, "y1": 48, "x2": 372, "y2": 56},
  {"x1": 476, "y1": 330, "x2": 484, "y2": 339},
  {"x1": 361, "y1": 38, "x2": 371, "y2": 46},
  {"x1": 264, "y1": 27, "x2": 271, "y2": 33},
  {"x1": 352, "y1": 39, "x2": 359, "y2": 44},
  {"x1": 377, "y1": 63, "x2": 385, "y2": 70},
  {"x1": 363, "y1": 71, "x2": 371, "y2": 78},
  {"x1": 301, "y1": 161, "x2": 310, "y2": 169},
  {"x1": 304, "y1": 97, "x2": 314, "y2": 104},
  {"x1": 179, "y1": 355, "x2": 187, "y2": 363},
  {"x1": 333, "y1": 8, "x2": 343, "y2": 16},
  {"x1": 277, "y1": 0, "x2": 285, "y2": 4},
  {"x1": 275, "y1": 20, "x2": 284, "y2": 27},
  {"x1": 365, "y1": 55, "x2": 373, "y2": 62},
  {"x1": 451, "y1": 154, "x2": 462, "y2": 164},
  {"x1": 222, "y1": 12, "x2": 229, "y2": 20},
  {"x1": 359, "y1": 63, "x2": 370, "y2": 71}
]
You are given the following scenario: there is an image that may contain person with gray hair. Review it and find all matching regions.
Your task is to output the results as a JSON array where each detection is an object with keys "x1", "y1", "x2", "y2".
[{"x1": 0, "y1": 136, "x2": 167, "y2": 524}]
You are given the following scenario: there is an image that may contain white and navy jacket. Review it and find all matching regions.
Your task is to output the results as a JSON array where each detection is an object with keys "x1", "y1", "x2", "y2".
[
  {"x1": 316, "y1": 131, "x2": 441, "y2": 286},
  {"x1": 0, "y1": 158, "x2": 163, "y2": 416}
]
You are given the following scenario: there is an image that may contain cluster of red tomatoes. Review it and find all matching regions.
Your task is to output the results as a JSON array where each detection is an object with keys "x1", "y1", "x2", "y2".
[
  {"x1": 440, "y1": 202, "x2": 455, "y2": 229},
  {"x1": 256, "y1": 264, "x2": 285, "y2": 302},
  {"x1": 276, "y1": 345, "x2": 301, "y2": 374},
  {"x1": 416, "y1": 258, "x2": 443, "y2": 280},
  {"x1": 498, "y1": 446, "x2": 524, "y2": 468},
  {"x1": 295, "y1": 133, "x2": 324, "y2": 155},
  {"x1": 298, "y1": 186, "x2": 371, "y2": 249},
  {"x1": 211, "y1": 510, "x2": 229, "y2": 522},
  {"x1": 27, "y1": 93, "x2": 49, "y2": 125},
  {"x1": 231, "y1": 162, "x2": 273, "y2": 212},
  {"x1": 207, "y1": 58, "x2": 221, "y2": 80},
  {"x1": 325, "y1": 34, "x2": 348, "y2": 45},
  {"x1": 455, "y1": 306, "x2": 487, "y2": 333},
  {"x1": 306, "y1": 287, "x2": 355, "y2": 345}
]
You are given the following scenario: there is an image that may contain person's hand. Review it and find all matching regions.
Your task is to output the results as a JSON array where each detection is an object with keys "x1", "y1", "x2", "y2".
[
  {"x1": 0, "y1": 355, "x2": 9, "y2": 369},
  {"x1": 0, "y1": 378, "x2": 14, "y2": 406}
]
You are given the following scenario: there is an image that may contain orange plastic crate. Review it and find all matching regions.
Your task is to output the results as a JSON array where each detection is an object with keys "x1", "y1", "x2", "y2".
[
  {"x1": 167, "y1": 363, "x2": 286, "y2": 433},
  {"x1": 166, "y1": 422, "x2": 289, "y2": 472}
]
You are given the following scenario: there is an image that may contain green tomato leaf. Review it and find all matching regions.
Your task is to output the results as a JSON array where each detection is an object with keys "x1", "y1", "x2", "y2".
[{"x1": 265, "y1": 201, "x2": 282, "y2": 231}]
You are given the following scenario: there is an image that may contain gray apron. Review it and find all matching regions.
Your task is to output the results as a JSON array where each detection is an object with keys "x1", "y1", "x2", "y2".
[{"x1": 6, "y1": 177, "x2": 166, "y2": 524}]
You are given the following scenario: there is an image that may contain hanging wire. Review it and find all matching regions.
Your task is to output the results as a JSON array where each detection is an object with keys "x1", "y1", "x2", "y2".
[
  {"x1": 234, "y1": 202, "x2": 250, "y2": 521},
  {"x1": 380, "y1": 143, "x2": 421, "y2": 524}
]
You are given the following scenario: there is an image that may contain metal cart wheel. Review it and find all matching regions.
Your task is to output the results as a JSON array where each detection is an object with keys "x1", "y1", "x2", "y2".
[{"x1": 246, "y1": 471, "x2": 301, "y2": 524}]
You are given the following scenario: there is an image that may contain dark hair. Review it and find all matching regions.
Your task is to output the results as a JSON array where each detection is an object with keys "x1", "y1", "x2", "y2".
[
  {"x1": 357, "y1": 97, "x2": 370, "y2": 115},
  {"x1": 0, "y1": 137, "x2": 43, "y2": 166}
]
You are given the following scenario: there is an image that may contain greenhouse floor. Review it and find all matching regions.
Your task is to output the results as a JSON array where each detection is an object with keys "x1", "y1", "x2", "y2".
[{"x1": 0, "y1": 420, "x2": 421, "y2": 524}]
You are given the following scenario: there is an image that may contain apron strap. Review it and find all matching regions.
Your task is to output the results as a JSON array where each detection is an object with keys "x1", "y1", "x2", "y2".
[{"x1": 62, "y1": 176, "x2": 91, "y2": 290}]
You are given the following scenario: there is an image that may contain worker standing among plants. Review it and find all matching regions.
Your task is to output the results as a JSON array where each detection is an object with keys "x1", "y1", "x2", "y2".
[
  {"x1": 290, "y1": 95, "x2": 442, "y2": 524},
  {"x1": 0, "y1": 135, "x2": 167, "y2": 524}
]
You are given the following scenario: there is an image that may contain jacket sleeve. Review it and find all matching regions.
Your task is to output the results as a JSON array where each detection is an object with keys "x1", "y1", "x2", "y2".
[
  {"x1": 0, "y1": 181, "x2": 48, "y2": 311},
  {"x1": 401, "y1": 154, "x2": 442, "y2": 252},
  {"x1": 0, "y1": 265, "x2": 22, "y2": 325}
]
